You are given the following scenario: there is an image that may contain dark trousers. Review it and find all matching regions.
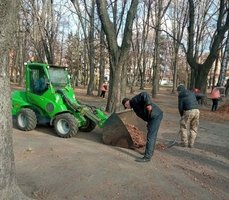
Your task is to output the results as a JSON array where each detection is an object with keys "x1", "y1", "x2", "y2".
[
  {"x1": 211, "y1": 99, "x2": 219, "y2": 111},
  {"x1": 100, "y1": 91, "x2": 106, "y2": 98},
  {"x1": 145, "y1": 113, "x2": 163, "y2": 158}
]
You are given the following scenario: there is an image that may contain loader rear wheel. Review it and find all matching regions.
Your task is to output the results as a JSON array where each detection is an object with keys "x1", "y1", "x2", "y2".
[
  {"x1": 79, "y1": 117, "x2": 96, "y2": 132},
  {"x1": 16, "y1": 108, "x2": 37, "y2": 131},
  {"x1": 54, "y1": 113, "x2": 78, "y2": 138}
]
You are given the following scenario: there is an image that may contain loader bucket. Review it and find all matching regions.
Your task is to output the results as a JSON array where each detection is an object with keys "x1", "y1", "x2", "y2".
[
  {"x1": 102, "y1": 110, "x2": 147, "y2": 149},
  {"x1": 102, "y1": 110, "x2": 178, "y2": 151},
  {"x1": 102, "y1": 112, "x2": 134, "y2": 148}
]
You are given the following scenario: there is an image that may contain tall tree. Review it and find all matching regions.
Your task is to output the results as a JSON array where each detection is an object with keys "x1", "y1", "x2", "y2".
[
  {"x1": 137, "y1": 0, "x2": 152, "y2": 90},
  {"x1": 65, "y1": 32, "x2": 82, "y2": 87},
  {"x1": 21, "y1": 0, "x2": 59, "y2": 64},
  {"x1": 71, "y1": 0, "x2": 97, "y2": 95},
  {"x1": 0, "y1": 0, "x2": 31, "y2": 199},
  {"x1": 151, "y1": 0, "x2": 172, "y2": 97},
  {"x1": 87, "y1": 0, "x2": 96, "y2": 95},
  {"x1": 187, "y1": 0, "x2": 229, "y2": 92},
  {"x1": 217, "y1": 31, "x2": 229, "y2": 86},
  {"x1": 98, "y1": 30, "x2": 106, "y2": 96},
  {"x1": 96, "y1": 0, "x2": 139, "y2": 112},
  {"x1": 170, "y1": 0, "x2": 188, "y2": 92}
]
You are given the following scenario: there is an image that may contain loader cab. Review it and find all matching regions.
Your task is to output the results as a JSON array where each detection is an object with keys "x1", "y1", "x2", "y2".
[
  {"x1": 26, "y1": 63, "x2": 49, "y2": 95},
  {"x1": 32, "y1": 70, "x2": 48, "y2": 94},
  {"x1": 25, "y1": 63, "x2": 72, "y2": 96}
]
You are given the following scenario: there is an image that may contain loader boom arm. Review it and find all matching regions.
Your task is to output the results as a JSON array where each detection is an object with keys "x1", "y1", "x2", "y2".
[{"x1": 57, "y1": 89, "x2": 107, "y2": 127}]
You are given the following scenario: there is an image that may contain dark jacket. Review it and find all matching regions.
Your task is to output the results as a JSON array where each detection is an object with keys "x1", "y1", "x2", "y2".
[
  {"x1": 178, "y1": 88, "x2": 199, "y2": 116},
  {"x1": 130, "y1": 92, "x2": 163, "y2": 122}
]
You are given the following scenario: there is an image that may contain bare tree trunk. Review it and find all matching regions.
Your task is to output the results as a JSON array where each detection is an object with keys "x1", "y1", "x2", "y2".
[
  {"x1": 151, "y1": 0, "x2": 172, "y2": 97},
  {"x1": 139, "y1": 0, "x2": 151, "y2": 90},
  {"x1": 218, "y1": 31, "x2": 229, "y2": 86},
  {"x1": 96, "y1": 0, "x2": 139, "y2": 112},
  {"x1": 15, "y1": 12, "x2": 25, "y2": 86},
  {"x1": 171, "y1": 0, "x2": 187, "y2": 93},
  {"x1": 172, "y1": 48, "x2": 178, "y2": 92},
  {"x1": 0, "y1": 0, "x2": 31, "y2": 199},
  {"x1": 130, "y1": 18, "x2": 141, "y2": 93},
  {"x1": 151, "y1": 0, "x2": 162, "y2": 97},
  {"x1": 187, "y1": 0, "x2": 229, "y2": 93},
  {"x1": 121, "y1": 62, "x2": 127, "y2": 98},
  {"x1": 129, "y1": 44, "x2": 139, "y2": 93},
  {"x1": 208, "y1": 67, "x2": 213, "y2": 89},
  {"x1": 24, "y1": 0, "x2": 58, "y2": 63},
  {"x1": 71, "y1": 0, "x2": 97, "y2": 94},
  {"x1": 82, "y1": 41, "x2": 88, "y2": 88},
  {"x1": 40, "y1": 0, "x2": 55, "y2": 63},
  {"x1": 98, "y1": 30, "x2": 106, "y2": 96},
  {"x1": 212, "y1": 57, "x2": 219, "y2": 87},
  {"x1": 152, "y1": 22, "x2": 161, "y2": 97},
  {"x1": 87, "y1": 0, "x2": 95, "y2": 95}
]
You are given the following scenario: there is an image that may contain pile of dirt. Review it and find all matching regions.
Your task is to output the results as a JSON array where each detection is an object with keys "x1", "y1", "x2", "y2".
[
  {"x1": 156, "y1": 143, "x2": 166, "y2": 151},
  {"x1": 200, "y1": 101, "x2": 229, "y2": 122},
  {"x1": 216, "y1": 101, "x2": 229, "y2": 114},
  {"x1": 125, "y1": 123, "x2": 167, "y2": 151},
  {"x1": 125, "y1": 123, "x2": 146, "y2": 148}
]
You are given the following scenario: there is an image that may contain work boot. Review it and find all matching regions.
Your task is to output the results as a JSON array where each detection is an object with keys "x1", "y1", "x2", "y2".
[
  {"x1": 189, "y1": 138, "x2": 195, "y2": 148},
  {"x1": 180, "y1": 142, "x2": 188, "y2": 147},
  {"x1": 135, "y1": 156, "x2": 151, "y2": 163},
  {"x1": 188, "y1": 143, "x2": 194, "y2": 148}
]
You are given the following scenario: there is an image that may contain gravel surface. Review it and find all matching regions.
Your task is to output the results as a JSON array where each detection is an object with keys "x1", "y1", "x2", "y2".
[{"x1": 13, "y1": 87, "x2": 229, "y2": 200}]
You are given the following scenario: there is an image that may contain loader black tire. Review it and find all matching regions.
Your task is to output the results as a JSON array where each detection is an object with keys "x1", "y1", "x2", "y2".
[
  {"x1": 79, "y1": 117, "x2": 96, "y2": 132},
  {"x1": 54, "y1": 113, "x2": 78, "y2": 138},
  {"x1": 16, "y1": 108, "x2": 37, "y2": 131}
]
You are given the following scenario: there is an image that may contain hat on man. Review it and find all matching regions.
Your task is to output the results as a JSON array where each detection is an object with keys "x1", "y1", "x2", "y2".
[{"x1": 177, "y1": 85, "x2": 185, "y2": 92}]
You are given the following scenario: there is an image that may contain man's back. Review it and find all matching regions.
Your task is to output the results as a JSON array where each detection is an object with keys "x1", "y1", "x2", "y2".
[
  {"x1": 178, "y1": 88, "x2": 198, "y2": 116},
  {"x1": 130, "y1": 92, "x2": 162, "y2": 121}
]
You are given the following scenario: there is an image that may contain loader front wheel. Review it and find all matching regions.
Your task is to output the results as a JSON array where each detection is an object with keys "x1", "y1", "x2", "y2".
[
  {"x1": 54, "y1": 113, "x2": 78, "y2": 138},
  {"x1": 16, "y1": 108, "x2": 37, "y2": 131},
  {"x1": 79, "y1": 117, "x2": 96, "y2": 132}
]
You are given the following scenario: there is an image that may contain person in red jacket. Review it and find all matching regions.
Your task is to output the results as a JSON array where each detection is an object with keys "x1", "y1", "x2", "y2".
[
  {"x1": 210, "y1": 85, "x2": 221, "y2": 111},
  {"x1": 100, "y1": 81, "x2": 107, "y2": 99}
]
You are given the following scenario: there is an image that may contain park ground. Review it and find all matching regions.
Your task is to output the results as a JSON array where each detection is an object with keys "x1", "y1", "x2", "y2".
[{"x1": 12, "y1": 86, "x2": 229, "y2": 200}]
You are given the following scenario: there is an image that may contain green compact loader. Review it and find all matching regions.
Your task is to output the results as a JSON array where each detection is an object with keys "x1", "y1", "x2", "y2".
[{"x1": 12, "y1": 62, "x2": 108, "y2": 138}]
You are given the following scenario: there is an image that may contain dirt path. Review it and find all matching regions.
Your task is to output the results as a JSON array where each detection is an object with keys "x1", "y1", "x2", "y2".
[{"x1": 13, "y1": 87, "x2": 229, "y2": 200}]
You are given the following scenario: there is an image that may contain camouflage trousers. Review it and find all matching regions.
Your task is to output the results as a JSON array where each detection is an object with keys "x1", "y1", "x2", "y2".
[{"x1": 180, "y1": 109, "x2": 200, "y2": 147}]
